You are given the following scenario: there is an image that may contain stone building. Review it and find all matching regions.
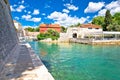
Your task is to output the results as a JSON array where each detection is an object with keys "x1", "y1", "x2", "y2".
[
  {"x1": 13, "y1": 20, "x2": 25, "y2": 37},
  {"x1": 59, "y1": 24, "x2": 103, "y2": 42},
  {"x1": 0, "y1": 0, "x2": 18, "y2": 71},
  {"x1": 66, "y1": 23, "x2": 102, "y2": 38}
]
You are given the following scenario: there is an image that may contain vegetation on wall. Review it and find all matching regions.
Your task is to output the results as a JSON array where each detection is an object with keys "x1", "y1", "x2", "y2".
[
  {"x1": 37, "y1": 29, "x2": 60, "y2": 40},
  {"x1": 92, "y1": 10, "x2": 120, "y2": 31}
]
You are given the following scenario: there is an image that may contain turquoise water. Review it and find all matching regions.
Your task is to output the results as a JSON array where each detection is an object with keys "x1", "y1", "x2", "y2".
[{"x1": 29, "y1": 41, "x2": 120, "y2": 80}]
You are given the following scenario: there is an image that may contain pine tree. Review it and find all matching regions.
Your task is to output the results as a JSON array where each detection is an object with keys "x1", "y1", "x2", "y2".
[{"x1": 104, "y1": 10, "x2": 112, "y2": 31}]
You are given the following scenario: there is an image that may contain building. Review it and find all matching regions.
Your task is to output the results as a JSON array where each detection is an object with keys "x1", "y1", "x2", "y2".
[
  {"x1": 66, "y1": 23, "x2": 102, "y2": 39},
  {"x1": 25, "y1": 32, "x2": 40, "y2": 40},
  {"x1": 13, "y1": 20, "x2": 25, "y2": 37},
  {"x1": 59, "y1": 24, "x2": 103, "y2": 41},
  {"x1": 39, "y1": 24, "x2": 61, "y2": 33}
]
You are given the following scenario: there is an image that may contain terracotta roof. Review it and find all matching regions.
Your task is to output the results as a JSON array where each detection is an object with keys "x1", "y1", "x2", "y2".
[
  {"x1": 80, "y1": 23, "x2": 101, "y2": 28},
  {"x1": 40, "y1": 24, "x2": 60, "y2": 28}
]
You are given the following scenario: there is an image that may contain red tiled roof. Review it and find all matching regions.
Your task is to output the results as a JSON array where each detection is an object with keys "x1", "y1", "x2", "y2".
[
  {"x1": 40, "y1": 24, "x2": 60, "y2": 28},
  {"x1": 80, "y1": 23, "x2": 101, "y2": 28}
]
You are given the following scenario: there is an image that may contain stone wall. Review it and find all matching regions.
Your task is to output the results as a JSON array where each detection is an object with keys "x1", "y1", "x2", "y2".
[{"x1": 0, "y1": 0, "x2": 18, "y2": 70}]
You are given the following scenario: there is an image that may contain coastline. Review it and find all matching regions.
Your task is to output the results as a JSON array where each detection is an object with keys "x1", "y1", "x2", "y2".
[
  {"x1": 26, "y1": 43, "x2": 55, "y2": 80},
  {"x1": 38, "y1": 39, "x2": 120, "y2": 45},
  {"x1": 70, "y1": 38, "x2": 120, "y2": 45},
  {"x1": 0, "y1": 43, "x2": 54, "y2": 80}
]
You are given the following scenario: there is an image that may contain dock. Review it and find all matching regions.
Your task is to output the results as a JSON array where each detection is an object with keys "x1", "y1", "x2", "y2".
[{"x1": 70, "y1": 38, "x2": 120, "y2": 45}]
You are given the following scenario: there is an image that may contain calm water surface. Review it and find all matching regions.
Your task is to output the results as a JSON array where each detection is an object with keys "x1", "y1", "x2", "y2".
[{"x1": 29, "y1": 41, "x2": 120, "y2": 80}]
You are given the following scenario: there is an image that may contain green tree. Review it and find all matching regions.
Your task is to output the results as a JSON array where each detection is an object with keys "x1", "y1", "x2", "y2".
[
  {"x1": 61, "y1": 26, "x2": 67, "y2": 32},
  {"x1": 69, "y1": 23, "x2": 81, "y2": 27},
  {"x1": 104, "y1": 10, "x2": 112, "y2": 31},
  {"x1": 37, "y1": 29, "x2": 60, "y2": 40},
  {"x1": 76, "y1": 23, "x2": 81, "y2": 26},
  {"x1": 25, "y1": 27, "x2": 35, "y2": 32},
  {"x1": 37, "y1": 33, "x2": 46, "y2": 40},
  {"x1": 107, "y1": 23, "x2": 120, "y2": 31},
  {"x1": 92, "y1": 16, "x2": 104, "y2": 26},
  {"x1": 34, "y1": 27, "x2": 39, "y2": 32},
  {"x1": 25, "y1": 27, "x2": 40, "y2": 32},
  {"x1": 113, "y1": 12, "x2": 120, "y2": 25}
]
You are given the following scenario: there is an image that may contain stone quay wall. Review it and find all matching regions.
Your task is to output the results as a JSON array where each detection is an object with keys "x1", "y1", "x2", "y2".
[{"x1": 0, "y1": 0, "x2": 18, "y2": 70}]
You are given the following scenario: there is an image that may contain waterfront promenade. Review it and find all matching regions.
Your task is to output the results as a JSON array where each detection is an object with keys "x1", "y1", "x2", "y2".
[
  {"x1": 0, "y1": 43, "x2": 54, "y2": 80},
  {"x1": 70, "y1": 38, "x2": 120, "y2": 45}
]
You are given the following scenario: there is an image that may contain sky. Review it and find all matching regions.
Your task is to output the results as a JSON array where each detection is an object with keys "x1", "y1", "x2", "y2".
[{"x1": 9, "y1": 0, "x2": 120, "y2": 27}]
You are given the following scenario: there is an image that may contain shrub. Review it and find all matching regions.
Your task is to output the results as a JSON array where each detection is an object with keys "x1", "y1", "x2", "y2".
[{"x1": 37, "y1": 29, "x2": 60, "y2": 40}]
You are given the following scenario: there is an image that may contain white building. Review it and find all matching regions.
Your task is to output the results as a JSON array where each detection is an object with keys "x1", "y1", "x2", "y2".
[
  {"x1": 59, "y1": 24, "x2": 103, "y2": 41},
  {"x1": 13, "y1": 20, "x2": 25, "y2": 37}
]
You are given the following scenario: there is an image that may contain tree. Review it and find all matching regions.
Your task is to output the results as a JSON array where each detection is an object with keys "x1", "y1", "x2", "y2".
[
  {"x1": 61, "y1": 26, "x2": 67, "y2": 32},
  {"x1": 76, "y1": 23, "x2": 81, "y2": 26},
  {"x1": 34, "y1": 27, "x2": 39, "y2": 32},
  {"x1": 92, "y1": 16, "x2": 104, "y2": 26},
  {"x1": 104, "y1": 10, "x2": 112, "y2": 31},
  {"x1": 107, "y1": 23, "x2": 120, "y2": 31},
  {"x1": 37, "y1": 33, "x2": 46, "y2": 40},
  {"x1": 69, "y1": 23, "x2": 81, "y2": 27},
  {"x1": 37, "y1": 29, "x2": 60, "y2": 40},
  {"x1": 24, "y1": 27, "x2": 35, "y2": 32},
  {"x1": 113, "y1": 12, "x2": 120, "y2": 25},
  {"x1": 25, "y1": 27, "x2": 39, "y2": 32}
]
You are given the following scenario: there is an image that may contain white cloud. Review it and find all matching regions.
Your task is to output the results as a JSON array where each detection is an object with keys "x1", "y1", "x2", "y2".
[
  {"x1": 98, "y1": 9, "x2": 107, "y2": 16},
  {"x1": 13, "y1": 4, "x2": 17, "y2": 7},
  {"x1": 110, "y1": 6, "x2": 120, "y2": 15},
  {"x1": 84, "y1": 2, "x2": 105, "y2": 13},
  {"x1": 24, "y1": 10, "x2": 27, "y2": 13},
  {"x1": 22, "y1": 14, "x2": 41, "y2": 22},
  {"x1": 97, "y1": 0, "x2": 120, "y2": 16},
  {"x1": 48, "y1": 11, "x2": 89, "y2": 27},
  {"x1": 62, "y1": 9, "x2": 70, "y2": 13},
  {"x1": 22, "y1": 14, "x2": 31, "y2": 20},
  {"x1": 23, "y1": 25, "x2": 38, "y2": 28},
  {"x1": 106, "y1": 0, "x2": 120, "y2": 15},
  {"x1": 105, "y1": 1, "x2": 120, "y2": 10},
  {"x1": 64, "y1": 4, "x2": 78, "y2": 11},
  {"x1": 42, "y1": 13, "x2": 46, "y2": 16},
  {"x1": 10, "y1": 6, "x2": 15, "y2": 12},
  {"x1": 28, "y1": 11, "x2": 31, "y2": 14},
  {"x1": 33, "y1": 9, "x2": 40, "y2": 15},
  {"x1": 16, "y1": 5, "x2": 25, "y2": 12},
  {"x1": 30, "y1": 18, "x2": 41, "y2": 22},
  {"x1": 21, "y1": 0, "x2": 24, "y2": 4},
  {"x1": 15, "y1": 17, "x2": 20, "y2": 20}
]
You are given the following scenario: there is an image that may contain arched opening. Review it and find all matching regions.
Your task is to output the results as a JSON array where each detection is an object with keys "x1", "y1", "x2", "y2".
[{"x1": 73, "y1": 33, "x2": 77, "y2": 38}]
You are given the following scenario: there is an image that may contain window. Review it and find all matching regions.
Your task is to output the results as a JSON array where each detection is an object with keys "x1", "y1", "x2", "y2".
[
  {"x1": 95, "y1": 28, "x2": 99, "y2": 29},
  {"x1": 88, "y1": 27, "x2": 92, "y2": 29}
]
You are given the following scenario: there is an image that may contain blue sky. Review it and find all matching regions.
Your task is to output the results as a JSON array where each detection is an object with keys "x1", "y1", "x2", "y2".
[{"x1": 9, "y1": 0, "x2": 120, "y2": 27}]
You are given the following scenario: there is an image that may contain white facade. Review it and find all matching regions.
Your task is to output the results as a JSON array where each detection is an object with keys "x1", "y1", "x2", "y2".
[
  {"x1": 61, "y1": 27, "x2": 103, "y2": 39},
  {"x1": 14, "y1": 20, "x2": 25, "y2": 37}
]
